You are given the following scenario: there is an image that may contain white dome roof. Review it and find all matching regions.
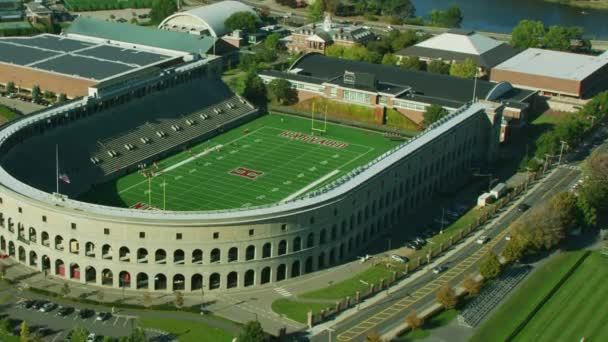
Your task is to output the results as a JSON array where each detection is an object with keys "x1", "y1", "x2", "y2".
[{"x1": 159, "y1": 1, "x2": 257, "y2": 37}]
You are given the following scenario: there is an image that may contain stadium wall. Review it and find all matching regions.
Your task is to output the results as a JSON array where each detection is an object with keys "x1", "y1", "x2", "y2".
[
  {"x1": 0, "y1": 100, "x2": 502, "y2": 292},
  {"x1": 0, "y1": 63, "x2": 95, "y2": 98}
]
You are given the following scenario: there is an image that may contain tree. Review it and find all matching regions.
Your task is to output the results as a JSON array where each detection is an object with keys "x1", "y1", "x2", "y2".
[
  {"x1": 31, "y1": 85, "x2": 41, "y2": 103},
  {"x1": 382, "y1": 0, "x2": 415, "y2": 18},
  {"x1": 20, "y1": 321, "x2": 29, "y2": 342},
  {"x1": 0, "y1": 318, "x2": 10, "y2": 334},
  {"x1": 510, "y1": 20, "x2": 545, "y2": 49},
  {"x1": 381, "y1": 53, "x2": 398, "y2": 66},
  {"x1": 576, "y1": 196, "x2": 597, "y2": 228},
  {"x1": 268, "y1": 79, "x2": 297, "y2": 105},
  {"x1": 365, "y1": 330, "x2": 383, "y2": 342},
  {"x1": 174, "y1": 291, "x2": 184, "y2": 308},
  {"x1": 579, "y1": 152, "x2": 608, "y2": 210},
  {"x1": 427, "y1": 5, "x2": 462, "y2": 28},
  {"x1": 69, "y1": 326, "x2": 88, "y2": 342},
  {"x1": 427, "y1": 59, "x2": 450, "y2": 74},
  {"x1": 400, "y1": 56, "x2": 424, "y2": 71},
  {"x1": 6, "y1": 81, "x2": 15, "y2": 93},
  {"x1": 61, "y1": 282, "x2": 71, "y2": 297},
  {"x1": 543, "y1": 25, "x2": 573, "y2": 51},
  {"x1": 389, "y1": 29, "x2": 418, "y2": 51},
  {"x1": 238, "y1": 320, "x2": 266, "y2": 342},
  {"x1": 405, "y1": 311, "x2": 423, "y2": 330},
  {"x1": 235, "y1": 71, "x2": 267, "y2": 106},
  {"x1": 462, "y1": 275, "x2": 481, "y2": 296},
  {"x1": 423, "y1": 104, "x2": 448, "y2": 127},
  {"x1": 264, "y1": 33, "x2": 280, "y2": 51},
  {"x1": 308, "y1": 0, "x2": 324, "y2": 22},
  {"x1": 549, "y1": 192, "x2": 579, "y2": 231},
  {"x1": 122, "y1": 328, "x2": 147, "y2": 342},
  {"x1": 225, "y1": 11, "x2": 259, "y2": 33},
  {"x1": 436, "y1": 283, "x2": 458, "y2": 309},
  {"x1": 149, "y1": 0, "x2": 177, "y2": 24},
  {"x1": 449, "y1": 58, "x2": 477, "y2": 79},
  {"x1": 502, "y1": 236, "x2": 529, "y2": 263},
  {"x1": 478, "y1": 251, "x2": 502, "y2": 280},
  {"x1": 43, "y1": 90, "x2": 55, "y2": 99},
  {"x1": 58, "y1": 93, "x2": 67, "y2": 103},
  {"x1": 239, "y1": 54, "x2": 258, "y2": 71}
]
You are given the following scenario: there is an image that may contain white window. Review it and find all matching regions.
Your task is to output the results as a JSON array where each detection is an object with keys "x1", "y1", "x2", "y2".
[{"x1": 343, "y1": 89, "x2": 371, "y2": 104}]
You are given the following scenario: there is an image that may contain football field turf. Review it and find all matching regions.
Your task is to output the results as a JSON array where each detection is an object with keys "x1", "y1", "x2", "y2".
[{"x1": 81, "y1": 113, "x2": 401, "y2": 211}]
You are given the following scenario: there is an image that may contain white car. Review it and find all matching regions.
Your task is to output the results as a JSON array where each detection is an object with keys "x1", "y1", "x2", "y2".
[
  {"x1": 86, "y1": 333, "x2": 96, "y2": 342},
  {"x1": 505, "y1": 235, "x2": 512, "y2": 241},
  {"x1": 391, "y1": 254, "x2": 408, "y2": 263},
  {"x1": 476, "y1": 236, "x2": 490, "y2": 244}
]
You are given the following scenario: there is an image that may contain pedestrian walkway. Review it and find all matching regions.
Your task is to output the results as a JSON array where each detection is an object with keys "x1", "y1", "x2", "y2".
[{"x1": 274, "y1": 287, "x2": 292, "y2": 297}]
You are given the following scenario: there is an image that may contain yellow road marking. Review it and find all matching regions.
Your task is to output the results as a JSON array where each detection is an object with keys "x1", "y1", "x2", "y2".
[{"x1": 336, "y1": 228, "x2": 510, "y2": 341}]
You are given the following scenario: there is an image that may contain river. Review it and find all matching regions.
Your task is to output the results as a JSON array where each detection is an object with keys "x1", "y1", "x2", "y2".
[{"x1": 411, "y1": 0, "x2": 608, "y2": 38}]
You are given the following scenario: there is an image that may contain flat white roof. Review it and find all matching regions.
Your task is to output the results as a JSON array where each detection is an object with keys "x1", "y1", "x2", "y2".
[
  {"x1": 416, "y1": 32, "x2": 502, "y2": 55},
  {"x1": 494, "y1": 48, "x2": 608, "y2": 81}
]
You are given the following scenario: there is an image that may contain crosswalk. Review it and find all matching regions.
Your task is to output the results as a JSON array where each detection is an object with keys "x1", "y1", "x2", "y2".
[{"x1": 274, "y1": 287, "x2": 292, "y2": 297}]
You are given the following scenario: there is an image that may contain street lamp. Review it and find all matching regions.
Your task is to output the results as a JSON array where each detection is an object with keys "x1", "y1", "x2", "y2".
[{"x1": 326, "y1": 327, "x2": 335, "y2": 342}]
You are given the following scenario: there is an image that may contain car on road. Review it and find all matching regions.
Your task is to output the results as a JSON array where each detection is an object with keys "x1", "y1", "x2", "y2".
[
  {"x1": 391, "y1": 254, "x2": 409, "y2": 263},
  {"x1": 20, "y1": 300, "x2": 35, "y2": 309},
  {"x1": 87, "y1": 333, "x2": 97, "y2": 342},
  {"x1": 517, "y1": 203, "x2": 530, "y2": 212},
  {"x1": 96, "y1": 312, "x2": 111, "y2": 321},
  {"x1": 79, "y1": 308, "x2": 95, "y2": 319},
  {"x1": 432, "y1": 265, "x2": 448, "y2": 274},
  {"x1": 476, "y1": 236, "x2": 490, "y2": 245},
  {"x1": 414, "y1": 237, "x2": 427, "y2": 246},
  {"x1": 405, "y1": 241, "x2": 421, "y2": 250},
  {"x1": 39, "y1": 302, "x2": 57, "y2": 313},
  {"x1": 32, "y1": 300, "x2": 48, "y2": 310},
  {"x1": 58, "y1": 306, "x2": 74, "y2": 316}
]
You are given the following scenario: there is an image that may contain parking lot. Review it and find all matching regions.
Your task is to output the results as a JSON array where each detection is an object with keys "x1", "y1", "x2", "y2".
[{"x1": 4, "y1": 298, "x2": 138, "y2": 341}]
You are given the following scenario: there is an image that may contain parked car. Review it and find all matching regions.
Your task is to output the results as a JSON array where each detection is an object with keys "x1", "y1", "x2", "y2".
[
  {"x1": 432, "y1": 265, "x2": 448, "y2": 274},
  {"x1": 405, "y1": 241, "x2": 421, "y2": 250},
  {"x1": 79, "y1": 308, "x2": 95, "y2": 319},
  {"x1": 476, "y1": 236, "x2": 490, "y2": 245},
  {"x1": 39, "y1": 302, "x2": 57, "y2": 312},
  {"x1": 414, "y1": 237, "x2": 427, "y2": 246},
  {"x1": 20, "y1": 300, "x2": 35, "y2": 309},
  {"x1": 32, "y1": 300, "x2": 48, "y2": 310},
  {"x1": 391, "y1": 254, "x2": 409, "y2": 263},
  {"x1": 58, "y1": 306, "x2": 74, "y2": 316},
  {"x1": 96, "y1": 312, "x2": 111, "y2": 321},
  {"x1": 87, "y1": 333, "x2": 97, "y2": 342},
  {"x1": 517, "y1": 203, "x2": 530, "y2": 212}
]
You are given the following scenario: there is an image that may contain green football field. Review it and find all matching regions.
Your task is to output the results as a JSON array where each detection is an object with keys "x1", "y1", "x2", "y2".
[
  {"x1": 80, "y1": 113, "x2": 401, "y2": 211},
  {"x1": 513, "y1": 251, "x2": 608, "y2": 342}
]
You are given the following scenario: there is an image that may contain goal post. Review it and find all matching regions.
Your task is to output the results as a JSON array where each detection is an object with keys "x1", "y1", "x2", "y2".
[{"x1": 311, "y1": 103, "x2": 328, "y2": 134}]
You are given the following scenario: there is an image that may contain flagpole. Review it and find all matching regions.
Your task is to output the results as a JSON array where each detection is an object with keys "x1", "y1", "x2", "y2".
[
  {"x1": 163, "y1": 176, "x2": 166, "y2": 211},
  {"x1": 148, "y1": 172, "x2": 152, "y2": 208},
  {"x1": 55, "y1": 144, "x2": 59, "y2": 194}
]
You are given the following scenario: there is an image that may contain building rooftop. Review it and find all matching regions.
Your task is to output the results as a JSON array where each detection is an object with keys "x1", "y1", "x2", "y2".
[
  {"x1": 493, "y1": 48, "x2": 608, "y2": 81},
  {"x1": 294, "y1": 14, "x2": 374, "y2": 43}
]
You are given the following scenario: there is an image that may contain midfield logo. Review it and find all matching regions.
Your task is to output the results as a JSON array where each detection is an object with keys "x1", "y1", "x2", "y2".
[{"x1": 229, "y1": 167, "x2": 264, "y2": 180}]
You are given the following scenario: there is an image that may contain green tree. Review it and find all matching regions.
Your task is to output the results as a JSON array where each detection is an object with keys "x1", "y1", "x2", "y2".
[
  {"x1": 61, "y1": 282, "x2": 70, "y2": 297},
  {"x1": 427, "y1": 5, "x2": 462, "y2": 28},
  {"x1": 6, "y1": 81, "x2": 15, "y2": 93},
  {"x1": 400, "y1": 56, "x2": 424, "y2": 71},
  {"x1": 69, "y1": 326, "x2": 88, "y2": 342},
  {"x1": 579, "y1": 152, "x2": 608, "y2": 210},
  {"x1": 20, "y1": 321, "x2": 29, "y2": 342},
  {"x1": 549, "y1": 191, "x2": 579, "y2": 231},
  {"x1": 58, "y1": 93, "x2": 67, "y2": 103},
  {"x1": 225, "y1": 11, "x2": 259, "y2": 33},
  {"x1": 510, "y1": 20, "x2": 545, "y2": 49},
  {"x1": 264, "y1": 33, "x2": 280, "y2": 51},
  {"x1": 365, "y1": 331, "x2": 383, "y2": 342},
  {"x1": 174, "y1": 291, "x2": 184, "y2": 308},
  {"x1": 405, "y1": 310, "x2": 423, "y2": 329},
  {"x1": 238, "y1": 320, "x2": 266, "y2": 342},
  {"x1": 389, "y1": 29, "x2": 418, "y2": 51},
  {"x1": 0, "y1": 318, "x2": 10, "y2": 333},
  {"x1": 382, "y1": 0, "x2": 416, "y2": 18},
  {"x1": 308, "y1": 0, "x2": 325, "y2": 22},
  {"x1": 239, "y1": 54, "x2": 258, "y2": 71},
  {"x1": 576, "y1": 196, "x2": 597, "y2": 228},
  {"x1": 423, "y1": 104, "x2": 448, "y2": 127},
  {"x1": 449, "y1": 58, "x2": 477, "y2": 79},
  {"x1": 43, "y1": 90, "x2": 55, "y2": 99},
  {"x1": 502, "y1": 236, "x2": 529, "y2": 263},
  {"x1": 268, "y1": 79, "x2": 297, "y2": 105},
  {"x1": 122, "y1": 327, "x2": 147, "y2": 342},
  {"x1": 436, "y1": 282, "x2": 458, "y2": 309},
  {"x1": 235, "y1": 71, "x2": 267, "y2": 106},
  {"x1": 462, "y1": 275, "x2": 481, "y2": 295},
  {"x1": 427, "y1": 59, "x2": 450, "y2": 74},
  {"x1": 479, "y1": 251, "x2": 502, "y2": 280},
  {"x1": 149, "y1": 0, "x2": 177, "y2": 24},
  {"x1": 381, "y1": 53, "x2": 398, "y2": 66},
  {"x1": 543, "y1": 25, "x2": 573, "y2": 51},
  {"x1": 31, "y1": 85, "x2": 41, "y2": 103}
]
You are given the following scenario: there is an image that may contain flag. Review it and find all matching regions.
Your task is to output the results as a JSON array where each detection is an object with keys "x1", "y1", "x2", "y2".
[{"x1": 58, "y1": 173, "x2": 71, "y2": 184}]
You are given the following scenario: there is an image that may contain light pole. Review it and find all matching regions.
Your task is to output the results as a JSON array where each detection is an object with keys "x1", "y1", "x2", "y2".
[
  {"x1": 558, "y1": 141, "x2": 568, "y2": 165},
  {"x1": 326, "y1": 327, "x2": 335, "y2": 342}
]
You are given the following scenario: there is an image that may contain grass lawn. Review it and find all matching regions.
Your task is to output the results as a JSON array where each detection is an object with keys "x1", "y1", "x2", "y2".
[
  {"x1": 138, "y1": 317, "x2": 235, "y2": 342},
  {"x1": 513, "y1": 252, "x2": 608, "y2": 342},
  {"x1": 471, "y1": 250, "x2": 587, "y2": 342},
  {"x1": 79, "y1": 113, "x2": 399, "y2": 210},
  {"x1": 271, "y1": 299, "x2": 331, "y2": 324},
  {"x1": 0, "y1": 105, "x2": 19, "y2": 122},
  {"x1": 386, "y1": 108, "x2": 421, "y2": 133},
  {"x1": 301, "y1": 266, "x2": 395, "y2": 300},
  {"x1": 398, "y1": 309, "x2": 458, "y2": 341},
  {"x1": 294, "y1": 97, "x2": 381, "y2": 125},
  {"x1": 531, "y1": 110, "x2": 569, "y2": 127}
]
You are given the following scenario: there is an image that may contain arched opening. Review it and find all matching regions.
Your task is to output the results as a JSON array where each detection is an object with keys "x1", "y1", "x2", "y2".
[
  {"x1": 41, "y1": 255, "x2": 50, "y2": 273},
  {"x1": 28, "y1": 227, "x2": 36, "y2": 243},
  {"x1": 119, "y1": 247, "x2": 130, "y2": 262},
  {"x1": 119, "y1": 271, "x2": 131, "y2": 288},
  {"x1": 69, "y1": 239, "x2": 79, "y2": 254},
  {"x1": 28, "y1": 250, "x2": 37, "y2": 267},
  {"x1": 304, "y1": 257, "x2": 313, "y2": 274},
  {"x1": 291, "y1": 260, "x2": 301, "y2": 278},
  {"x1": 102, "y1": 244, "x2": 112, "y2": 260},
  {"x1": 18, "y1": 246, "x2": 25, "y2": 262},
  {"x1": 331, "y1": 225, "x2": 337, "y2": 241},
  {"x1": 41, "y1": 232, "x2": 49, "y2": 247},
  {"x1": 318, "y1": 252, "x2": 325, "y2": 269},
  {"x1": 85, "y1": 266, "x2": 96, "y2": 283},
  {"x1": 293, "y1": 237, "x2": 301, "y2": 252},
  {"x1": 17, "y1": 223, "x2": 24, "y2": 239},
  {"x1": 319, "y1": 229, "x2": 327, "y2": 245},
  {"x1": 173, "y1": 249, "x2": 184, "y2": 265},
  {"x1": 210, "y1": 248, "x2": 220, "y2": 263},
  {"x1": 339, "y1": 243, "x2": 345, "y2": 260},
  {"x1": 191, "y1": 274, "x2": 203, "y2": 291},
  {"x1": 278, "y1": 240, "x2": 287, "y2": 256},
  {"x1": 227, "y1": 272, "x2": 238, "y2": 289},
  {"x1": 154, "y1": 274, "x2": 167, "y2": 290},
  {"x1": 8, "y1": 241, "x2": 14, "y2": 257},
  {"x1": 137, "y1": 248, "x2": 148, "y2": 263},
  {"x1": 245, "y1": 245, "x2": 255, "y2": 260},
  {"x1": 244, "y1": 270, "x2": 254, "y2": 287},
  {"x1": 155, "y1": 249, "x2": 167, "y2": 264},
  {"x1": 136, "y1": 273, "x2": 148, "y2": 289},
  {"x1": 54, "y1": 235, "x2": 64, "y2": 251},
  {"x1": 306, "y1": 233, "x2": 314, "y2": 248},
  {"x1": 69, "y1": 263, "x2": 80, "y2": 280},
  {"x1": 85, "y1": 242, "x2": 95, "y2": 257},
  {"x1": 101, "y1": 269, "x2": 113, "y2": 286},
  {"x1": 329, "y1": 248, "x2": 336, "y2": 265},
  {"x1": 55, "y1": 259, "x2": 66, "y2": 276},
  {"x1": 262, "y1": 243, "x2": 271, "y2": 259},
  {"x1": 276, "y1": 264, "x2": 286, "y2": 281},
  {"x1": 228, "y1": 247, "x2": 238, "y2": 262},
  {"x1": 192, "y1": 249, "x2": 203, "y2": 264},
  {"x1": 261, "y1": 267, "x2": 271, "y2": 284},
  {"x1": 172, "y1": 274, "x2": 185, "y2": 291},
  {"x1": 209, "y1": 273, "x2": 220, "y2": 290}
]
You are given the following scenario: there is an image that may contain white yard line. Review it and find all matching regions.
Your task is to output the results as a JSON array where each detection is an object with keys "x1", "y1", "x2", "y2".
[
  {"x1": 282, "y1": 169, "x2": 340, "y2": 202},
  {"x1": 155, "y1": 144, "x2": 223, "y2": 176}
]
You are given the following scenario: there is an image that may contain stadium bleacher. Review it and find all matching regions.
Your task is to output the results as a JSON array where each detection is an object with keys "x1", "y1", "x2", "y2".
[{"x1": 1, "y1": 77, "x2": 257, "y2": 197}]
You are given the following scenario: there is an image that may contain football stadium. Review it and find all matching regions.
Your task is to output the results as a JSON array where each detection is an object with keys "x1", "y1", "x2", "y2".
[{"x1": 0, "y1": 44, "x2": 506, "y2": 292}]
